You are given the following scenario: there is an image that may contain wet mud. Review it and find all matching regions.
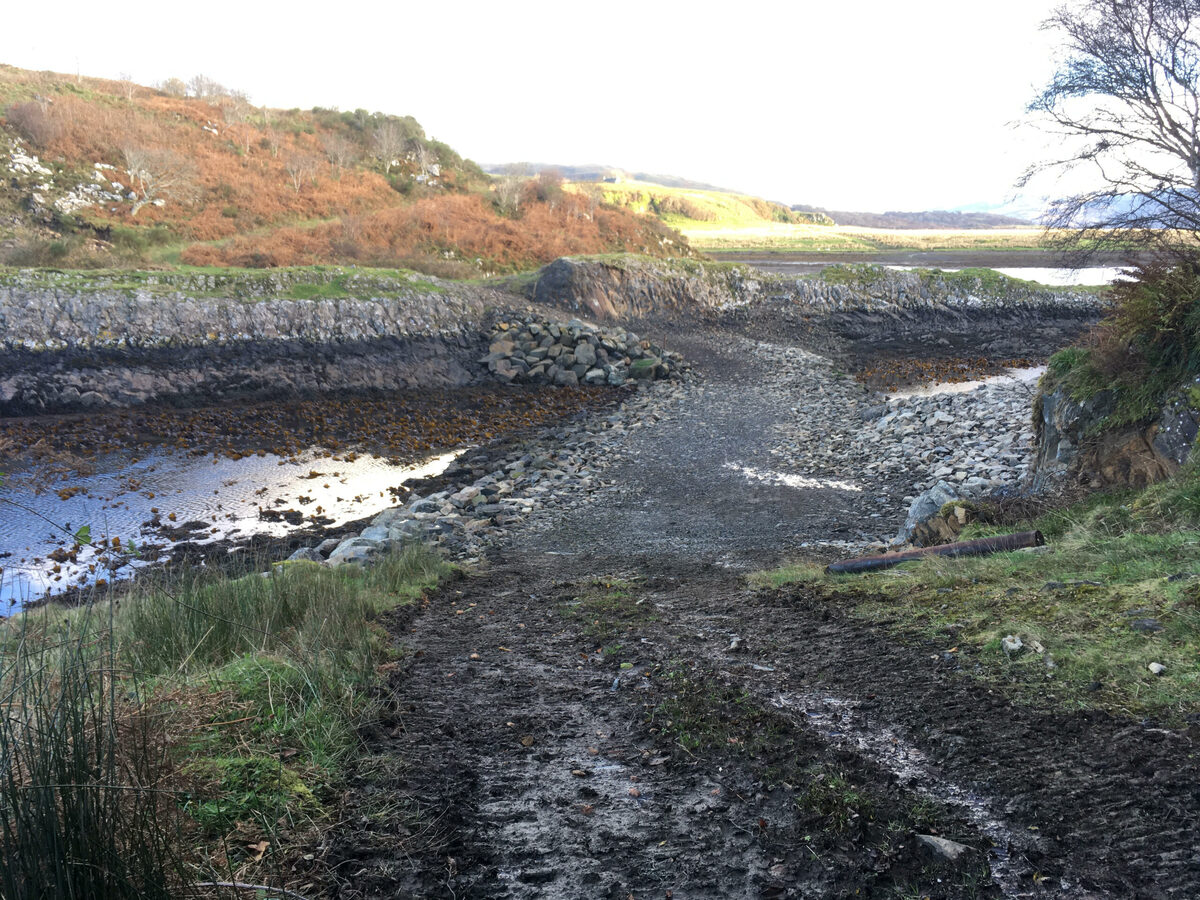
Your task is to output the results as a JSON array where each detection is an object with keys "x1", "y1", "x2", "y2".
[{"x1": 330, "y1": 555, "x2": 1198, "y2": 899}]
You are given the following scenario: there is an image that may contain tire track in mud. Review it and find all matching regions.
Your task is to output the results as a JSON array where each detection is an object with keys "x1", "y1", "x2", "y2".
[
  {"x1": 332, "y1": 560, "x2": 1005, "y2": 899},
  {"x1": 651, "y1": 582, "x2": 1200, "y2": 899}
]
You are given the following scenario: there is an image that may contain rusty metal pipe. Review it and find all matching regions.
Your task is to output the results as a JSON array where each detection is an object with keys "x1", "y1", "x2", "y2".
[{"x1": 826, "y1": 530, "x2": 1044, "y2": 575}]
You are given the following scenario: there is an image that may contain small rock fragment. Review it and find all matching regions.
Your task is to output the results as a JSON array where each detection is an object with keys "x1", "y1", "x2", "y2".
[
  {"x1": 915, "y1": 834, "x2": 972, "y2": 862},
  {"x1": 1001, "y1": 634, "x2": 1024, "y2": 654}
]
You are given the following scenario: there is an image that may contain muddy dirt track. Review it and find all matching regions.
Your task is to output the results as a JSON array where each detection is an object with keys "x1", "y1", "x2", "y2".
[{"x1": 328, "y1": 330, "x2": 1199, "y2": 900}]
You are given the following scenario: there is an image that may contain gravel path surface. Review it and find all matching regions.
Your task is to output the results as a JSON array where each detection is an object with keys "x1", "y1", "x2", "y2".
[{"x1": 511, "y1": 328, "x2": 1040, "y2": 564}]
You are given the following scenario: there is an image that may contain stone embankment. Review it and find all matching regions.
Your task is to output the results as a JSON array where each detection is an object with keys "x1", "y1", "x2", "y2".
[
  {"x1": 291, "y1": 379, "x2": 688, "y2": 565},
  {"x1": 0, "y1": 269, "x2": 495, "y2": 351},
  {"x1": 0, "y1": 269, "x2": 499, "y2": 414},
  {"x1": 0, "y1": 258, "x2": 1103, "y2": 415},
  {"x1": 533, "y1": 256, "x2": 1102, "y2": 318}
]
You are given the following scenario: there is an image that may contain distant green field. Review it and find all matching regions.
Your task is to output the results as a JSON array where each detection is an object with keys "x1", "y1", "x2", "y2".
[
  {"x1": 680, "y1": 222, "x2": 1052, "y2": 254},
  {"x1": 566, "y1": 180, "x2": 1052, "y2": 254}
]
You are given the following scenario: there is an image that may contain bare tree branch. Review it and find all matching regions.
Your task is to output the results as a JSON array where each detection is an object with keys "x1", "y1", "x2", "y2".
[
  {"x1": 1025, "y1": 0, "x2": 1200, "y2": 259},
  {"x1": 121, "y1": 146, "x2": 199, "y2": 215}
]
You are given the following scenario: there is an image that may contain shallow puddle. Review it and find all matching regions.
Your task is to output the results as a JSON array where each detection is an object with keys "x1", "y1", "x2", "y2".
[
  {"x1": 723, "y1": 462, "x2": 863, "y2": 493},
  {"x1": 0, "y1": 447, "x2": 458, "y2": 608}
]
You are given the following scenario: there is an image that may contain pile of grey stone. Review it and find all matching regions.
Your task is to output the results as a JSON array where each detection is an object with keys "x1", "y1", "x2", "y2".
[
  {"x1": 482, "y1": 315, "x2": 686, "y2": 386},
  {"x1": 749, "y1": 340, "x2": 1041, "y2": 548}
]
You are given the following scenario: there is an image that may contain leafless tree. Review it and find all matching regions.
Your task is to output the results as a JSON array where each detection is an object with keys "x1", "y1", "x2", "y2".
[
  {"x1": 1022, "y1": 0, "x2": 1200, "y2": 257},
  {"x1": 221, "y1": 90, "x2": 253, "y2": 124},
  {"x1": 121, "y1": 146, "x2": 199, "y2": 215},
  {"x1": 188, "y1": 74, "x2": 226, "y2": 102},
  {"x1": 532, "y1": 168, "x2": 564, "y2": 210},
  {"x1": 158, "y1": 77, "x2": 187, "y2": 98},
  {"x1": 264, "y1": 129, "x2": 283, "y2": 158},
  {"x1": 321, "y1": 133, "x2": 359, "y2": 176},
  {"x1": 409, "y1": 139, "x2": 437, "y2": 180},
  {"x1": 372, "y1": 121, "x2": 406, "y2": 174},
  {"x1": 493, "y1": 164, "x2": 529, "y2": 217},
  {"x1": 118, "y1": 72, "x2": 138, "y2": 103},
  {"x1": 284, "y1": 153, "x2": 320, "y2": 192}
]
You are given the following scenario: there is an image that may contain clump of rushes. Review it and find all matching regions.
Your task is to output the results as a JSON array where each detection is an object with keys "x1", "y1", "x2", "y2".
[{"x1": 0, "y1": 544, "x2": 454, "y2": 898}]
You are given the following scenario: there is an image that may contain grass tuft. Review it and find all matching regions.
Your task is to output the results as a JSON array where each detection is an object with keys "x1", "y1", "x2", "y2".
[{"x1": 0, "y1": 544, "x2": 454, "y2": 896}]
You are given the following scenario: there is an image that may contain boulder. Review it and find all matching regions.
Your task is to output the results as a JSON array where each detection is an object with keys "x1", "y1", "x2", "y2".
[
  {"x1": 574, "y1": 341, "x2": 597, "y2": 368},
  {"x1": 896, "y1": 480, "x2": 959, "y2": 545},
  {"x1": 287, "y1": 547, "x2": 324, "y2": 563}
]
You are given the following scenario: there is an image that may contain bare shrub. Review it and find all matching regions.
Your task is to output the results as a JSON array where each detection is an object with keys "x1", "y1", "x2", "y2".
[
  {"x1": 5, "y1": 100, "x2": 61, "y2": 147},
  {"x1": 284, "y1": 153, "x2": 320, "y2": 192},
  {"x1": 122, "y1": 145, "x2": 200, "y2": 215},
  {"x1": 157, "y1": 77, "x2": 187, "y2": 97},
  {"x1": 321, "y1": 133, "x2": 359, "y2": 176}
]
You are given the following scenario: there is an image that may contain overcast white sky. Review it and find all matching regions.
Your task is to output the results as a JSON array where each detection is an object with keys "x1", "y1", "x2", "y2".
[{"x1": 2, "y1": 0, "x2": 1064, "y2": 212}]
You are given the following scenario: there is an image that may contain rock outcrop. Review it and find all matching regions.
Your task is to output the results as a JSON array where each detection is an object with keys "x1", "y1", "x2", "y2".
[
  {"x1": 530, "y1": 256, "x2": 762, "y2": 320},
  {"x1": 1032, "y1": 379, "x2": 1200, "y2": 489}
]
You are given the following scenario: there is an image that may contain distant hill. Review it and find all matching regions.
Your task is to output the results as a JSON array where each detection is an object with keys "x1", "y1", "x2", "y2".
[
  {"x1": 790, "y1": 205, "x2": 1032, "y2": 229},
  {"x1": 486, "y1": 163, "x2": 1035, "y2": 230},
  {"x1": 483, "y1": 163, "x2": 737, "y2": 194},
  {"x1": 0, "y1": 66, "x2": 687, "y2": 273},
  {"x1": 562, "y1": 181, "x2": 833, "y2": 229}
]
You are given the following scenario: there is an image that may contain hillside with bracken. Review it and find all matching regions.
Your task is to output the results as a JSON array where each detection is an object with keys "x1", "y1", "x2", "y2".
[{"x1": 0, "y1": 66, "x2": 689, "y2": 274}]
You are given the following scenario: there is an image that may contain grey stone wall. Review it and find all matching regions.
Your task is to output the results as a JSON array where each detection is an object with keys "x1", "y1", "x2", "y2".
[
  {"x1": 0, "y1": 270, "x2": 498, "y2": 351},
  {"x1": 0, "y1": 269, "x2": 504, "y2": 413}
]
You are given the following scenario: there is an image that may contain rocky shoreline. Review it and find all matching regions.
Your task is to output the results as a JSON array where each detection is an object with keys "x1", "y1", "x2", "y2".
[
  {"x1": 298, "y1": 333, "x2": 1049, "y2": 569},
  {"x1": 1, "y1": 258, "x2": 1119, "y2": 578},
  {"x1": 292, "y1": 377, "x2": 689, "y2": 566}
]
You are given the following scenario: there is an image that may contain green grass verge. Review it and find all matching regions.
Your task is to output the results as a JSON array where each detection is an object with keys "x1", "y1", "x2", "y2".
[
  {"x1": 679, "y1": 222, "x2": 1053, "y2": 254},
  {"x1": 754, "y1": 467, "x2": 1200, "y2": 723},
  {"x1": 0, "y1": 264, "x2": 447, "y2": 299},
  {"x1": 0, "y1": 544, "x2": 455, "y2": 897},
  {"x1": 806, "y1": 263, "x2": 1104, "y2": 296}
]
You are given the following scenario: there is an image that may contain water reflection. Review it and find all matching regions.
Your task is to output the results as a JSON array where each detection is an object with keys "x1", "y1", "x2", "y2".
[
  {"x1": 887, "y1": 265, "x2": 1123, "y2": 287},
  {"x1": 0, "y1": 448, "x2": 458, "y2": 609},
  {"x1": 884, "y1": 365, "x2": 1046, "y2": 400}
]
